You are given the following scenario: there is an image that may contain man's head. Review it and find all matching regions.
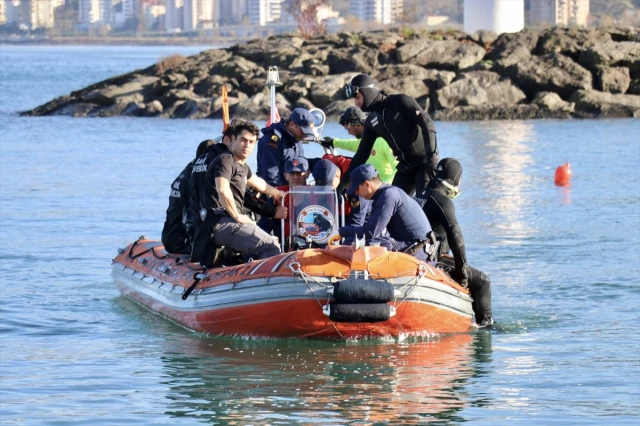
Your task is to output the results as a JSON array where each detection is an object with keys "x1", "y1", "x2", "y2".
[
  {"x1": 312, "y1": 159, "x2": 341, "y2": 190},
  {"x1": 436, "y1": 158, "x2": 463, "y2": 199},
  {"x1": 339, "y1": 106, "x2": 367, "y2": 138},
  {"x1": 196, "y1": 139, "x2": 216, "y2": 159},
  {"x1": 284, "y1": 156, "x2": 309, "y2": 186},
  {"x1": 229, "y1": 121, "x2": 260, "y2": 161},
  {"x1": 347, "y1": 164, "x2": 382, "y2": 200},
  {"x1": 345, "y1": 74, "x2": 379, "y2": 112},
  {"x1": 222, "y1": 118, "x2": 246, "y2": 147},
  {"x1": 286, "y1": 108, "x2": 316, "y2": 142}
]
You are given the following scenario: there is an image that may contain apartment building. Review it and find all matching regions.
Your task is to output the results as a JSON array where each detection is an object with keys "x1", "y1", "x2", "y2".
[
  {"x1": 247, "y1": 0, "x2": 288, "y2": 26},
  {"x1": 528, "y1": 0, "x2": 590, "y2": 27},
  {"x1": 349, "y1": 0, "x2": 403, "y2": 25}
]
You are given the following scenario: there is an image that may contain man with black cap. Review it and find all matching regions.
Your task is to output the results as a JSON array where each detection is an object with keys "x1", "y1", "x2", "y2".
[
  {"x1": 336, "y1": 164, "x2": 432, "y2": 259},
  {"x1": 161, "y1": 139, "x2": 215, "y2": 254},
  {"x1": 413, "y1": 158, "x2": 494, "y2": 328},
  {"x1": 321, "y1": 106, "x2": 397, "y2": 184},
  {"x1": 312, "y1": 159, "x2": 370, "y2": 244},
  {"x1": 257, "y1": 107, "x2": 316, "y2": 188},
  {"x1": 340, "y1": 74, "x2": 439, "y2": 196}
]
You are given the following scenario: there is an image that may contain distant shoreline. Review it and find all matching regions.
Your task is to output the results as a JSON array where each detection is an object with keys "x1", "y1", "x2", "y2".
[{"x1": 0, "y1": 36, "x2": 241, "y2": 47}]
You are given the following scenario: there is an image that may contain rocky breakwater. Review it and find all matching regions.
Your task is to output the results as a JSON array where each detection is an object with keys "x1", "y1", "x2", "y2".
[{"x1": 23, "y1": 26, "x2": 640, "y2": 121}]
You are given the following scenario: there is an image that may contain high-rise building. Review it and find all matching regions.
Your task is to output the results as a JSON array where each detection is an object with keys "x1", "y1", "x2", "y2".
[
  {"x1": 528, "y1": 0, "x2": 590, "y2": 27},
  {"x1": 165, "y1": 0, "x2": 184, "y2": 30},
  {"x1": 218, "y1": 0, "x2": 247, "y2": 25},
  {"x1": 79, "y1": 0, "x2": 101, "y2": 25},
  {"x1": 21, "y1": 0, "x2": 64, "y2": 29},
  {"x1": 183, "y1": 0, "x2": 214, "y2": 31},
  {"x1": 349, "y1": 0, "x2": 403, "y2": 25},
  {"x1": 100, "y1": 0, "x2": 113, "y2": 25},
  {"x1": 122, "y1": 0, "x2": 136, "y2": 22},
  {"x1": 464, "y1": 0, "x2": 524, "y2": 34},
  {"x1": 247, "y1": 0, "x2": 287, "y2": 26}
]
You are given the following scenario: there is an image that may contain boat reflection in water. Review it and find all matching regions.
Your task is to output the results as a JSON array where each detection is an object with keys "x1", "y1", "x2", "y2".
[{"x1": 158, "y1": 332, "x2": 492, "y2": 424}]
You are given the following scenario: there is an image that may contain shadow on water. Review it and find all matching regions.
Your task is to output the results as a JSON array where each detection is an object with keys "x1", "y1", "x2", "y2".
[{"x1": 115, "y1": 296, "x2": 495, "y2": 425}]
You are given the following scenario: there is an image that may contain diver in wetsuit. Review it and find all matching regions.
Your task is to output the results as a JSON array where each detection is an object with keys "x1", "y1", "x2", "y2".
[
  {"x1": 341, "y1": 74, "x2": 439, "y2": 196},
  {"x1": 413, "y1": 158, "x2": 494, "y2": 328}
]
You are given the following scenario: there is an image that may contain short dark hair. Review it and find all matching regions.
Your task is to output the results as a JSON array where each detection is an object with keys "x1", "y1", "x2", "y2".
[
  {"x1": 232, "y1": 121, "x2": 260, "y2": 139},
  {"x1": 370, "y1": 176, "x2": 382, "y2": 184},
  {"x1": 222, "y1": 118, "x2": 247, "y2": 139},
  {"x1": 196, "y1": 139, "x2": 215, "y2": 158}
]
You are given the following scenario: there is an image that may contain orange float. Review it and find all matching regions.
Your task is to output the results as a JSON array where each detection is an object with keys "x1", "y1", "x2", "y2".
[{"x1": 555, "y1": 162, "x2": 572, "y2": 186}]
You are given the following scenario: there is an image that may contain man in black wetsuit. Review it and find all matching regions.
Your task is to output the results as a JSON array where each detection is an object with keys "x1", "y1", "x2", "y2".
[
  {"x1": 341, "y1": 74, "x2": 439, "y2": 196},
  {"x1": 413, "y1": 158, "x2": 494, "y2": 328},
  {"x1": 161, "y1": 139, "x2": 215, "y2": 254}
]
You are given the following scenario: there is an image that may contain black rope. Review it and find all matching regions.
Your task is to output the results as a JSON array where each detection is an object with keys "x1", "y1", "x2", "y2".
[{"x1": 182, "y1": 270, "x2": 206, "y2": 300}]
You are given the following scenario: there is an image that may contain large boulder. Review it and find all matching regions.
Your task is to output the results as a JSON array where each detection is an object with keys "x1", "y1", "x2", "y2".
[
  {"x1": 21, "y1": 95, "x2": 75, "y2": 116},
  {"x1": 596, "y1": 67, "x2": 631, "y2": 93},
  {"x1": 308, "y1": 73, "x2": 358, "y2": 108},
  {"x1": 487, "y1": 29, "x2": 539, "y2": 69},
  {"x1": 569, "y1": 89, "x2": 640, "y2": 118},
  {"x1": 502, "y1": 52, "x2": 592, "y2": 99},
  {"x1": 579, "y1": 41, "x2": 640, "y2": 74},
  {"x1": 231, "y1": 35, "x2": 305, "y2": 68},
  {"x1": 159, "y1": 89, "x2": 203, "y2": 108},
  {"x1": 327, "y1": 47, "x2": 379, "y2": 74},
  {"x1": 436, "y1": 71, "x2": 526, "y2": 109},
  {"x1": 407, "y1": 40, "x2": 486, "y2": 71},
  {"x1": 323, "y1": 99, "x2": 354, "y2": 119},
  {"x1": 536, "y1": 27, "x2": 611, "y2": 61},
  {"x1": 532, "y1": 91, "x2": 574, "y2": 112},
  {"x1": 83, "y1": 76, "x2": 158, "y2": 106},
  {"x1": 209, "y1": 56, "x2": 260, "y2": 84},
  {"x1": 50, "y1": 102, "x2": 96, "y2": 117}
]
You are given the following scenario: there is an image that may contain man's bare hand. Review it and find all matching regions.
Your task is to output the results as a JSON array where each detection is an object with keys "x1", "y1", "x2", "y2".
[
  {"x1": 272, "y1": 189, "x2": 286, "y2": 201},
  {"x1": 274, "y1": 206, "x2": 288, "y2": 219},
  {"x1": 235, "y1": 214, "x2": 254, "y2": 224}
]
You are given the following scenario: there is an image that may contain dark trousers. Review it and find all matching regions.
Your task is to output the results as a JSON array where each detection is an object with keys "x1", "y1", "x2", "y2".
[
  {"x1": 436, "y1": 255, "x2": 493, "y2": 324},
  {"x1": 392, "y1": 164, "x2": 430, "y2": 196}
]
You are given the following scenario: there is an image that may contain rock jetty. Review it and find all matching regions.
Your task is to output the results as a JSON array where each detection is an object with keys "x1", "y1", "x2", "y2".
[{"x1": 23, "y1": 26, "x2": 640, "y2": 121}]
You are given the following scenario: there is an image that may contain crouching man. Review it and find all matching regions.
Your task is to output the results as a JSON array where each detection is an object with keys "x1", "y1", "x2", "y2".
[
  {"x1": 192, "y1": 121, "x2": 285, "y2": 268},
  {"x1": 336, "y1": 164, "x2": 432, "y2": 260}
]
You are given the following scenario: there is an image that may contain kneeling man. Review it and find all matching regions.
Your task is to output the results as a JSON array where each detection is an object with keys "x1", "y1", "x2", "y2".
[{"x1": 337, "y1": 164, "x2": 432, "y2": 260}]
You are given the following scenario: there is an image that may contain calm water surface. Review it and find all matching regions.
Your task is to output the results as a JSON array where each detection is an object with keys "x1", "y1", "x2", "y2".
[{"x1": 1, "y1": 45, "x2": 639, "y2": 425}]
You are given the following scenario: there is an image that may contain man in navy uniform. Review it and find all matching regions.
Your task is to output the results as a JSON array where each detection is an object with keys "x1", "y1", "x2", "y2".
[
  {"x1": 336, "y1": 164, "x2": 433, "y2": 261},
  {"x1": 257, "y1": 107, "x2": 316, "y2": 188}
]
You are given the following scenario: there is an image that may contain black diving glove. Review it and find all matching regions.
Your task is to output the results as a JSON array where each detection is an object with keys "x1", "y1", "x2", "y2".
[{"x1": 320, "y1": 137, "x2": 334, "y2": 149}]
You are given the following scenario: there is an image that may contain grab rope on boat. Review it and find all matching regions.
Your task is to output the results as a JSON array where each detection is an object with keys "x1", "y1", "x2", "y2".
[
  {"x1": 394, "y1": 264, "x2": 427, "y2": 310},
  {"x1": 288, "y1": 262, "x2": 345, "y2": 339},
  {"x1": 182, "y1": 270, "x2": 207, "y2": 300}
]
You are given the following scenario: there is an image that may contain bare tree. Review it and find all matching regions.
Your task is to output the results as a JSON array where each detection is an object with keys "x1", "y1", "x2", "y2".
[{"x1": 288, "y1": 0, "x2": 328, "y2": 39}]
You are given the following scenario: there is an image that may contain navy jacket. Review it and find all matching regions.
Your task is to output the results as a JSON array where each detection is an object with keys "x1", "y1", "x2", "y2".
[
  {"x1": 257, "y1": 120, "x2": 305, "y2": 187},
  {"x1": 340, "y1": 184, "x2": 431, "y2": 250},
  {"x1": 161, "y1": 160, "x2": 194, "y2": 253}
]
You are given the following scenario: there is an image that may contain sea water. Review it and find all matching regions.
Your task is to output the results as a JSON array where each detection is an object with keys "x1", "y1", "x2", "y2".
[{"x1": 1, "y1": 45, "x2": 639, "y2": 425}]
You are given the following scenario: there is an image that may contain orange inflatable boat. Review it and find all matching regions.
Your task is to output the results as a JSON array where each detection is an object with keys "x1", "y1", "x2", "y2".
[
  {"x1": 113, "y1": 186, "x2": 473, "y2": 339},
  {"x1": 112, "y1": 236, "x2": 474, "y2": 339}
]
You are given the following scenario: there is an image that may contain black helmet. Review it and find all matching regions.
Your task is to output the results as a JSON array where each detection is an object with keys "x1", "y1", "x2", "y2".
[
  {"x1": 436, "y1": 158, "x2": 462, "y2": 199},
  {"x1": 339, "y1": 106, "x2": 367, "y2": 126}
]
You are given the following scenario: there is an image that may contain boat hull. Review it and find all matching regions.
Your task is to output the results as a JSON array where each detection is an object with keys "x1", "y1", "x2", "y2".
[{"x1": 112, "y1": 239, "x2": 474, "y2": 339}]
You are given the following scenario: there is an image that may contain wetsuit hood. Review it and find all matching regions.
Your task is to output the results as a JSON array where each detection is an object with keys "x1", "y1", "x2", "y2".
[
  {"x1": 435, "y1": 158, "x2": 462, "y2": 199},
  {"x1": 349, "y1": 74, "x2": 386, "y2": 112}
]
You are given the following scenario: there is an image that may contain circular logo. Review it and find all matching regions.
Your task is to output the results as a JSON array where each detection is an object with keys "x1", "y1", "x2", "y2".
[
  {"x1": 296, "y1": 205, "x2": 334, "y2": 242},
  {"x1": 371, "y1": 149, "x2": 376, "y2": 156}
]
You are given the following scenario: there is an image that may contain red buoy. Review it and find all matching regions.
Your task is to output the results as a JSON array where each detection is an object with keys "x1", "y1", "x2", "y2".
[{"x1": 555, "y1": 163, "x2": 572, "y2": 186}]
